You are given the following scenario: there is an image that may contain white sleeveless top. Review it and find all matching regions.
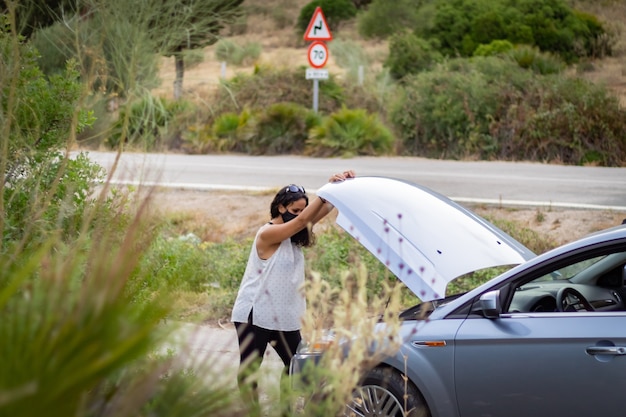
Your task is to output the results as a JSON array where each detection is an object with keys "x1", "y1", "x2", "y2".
[{"x1": 231, "y1": 224, "x2": 306, "y2": 331}]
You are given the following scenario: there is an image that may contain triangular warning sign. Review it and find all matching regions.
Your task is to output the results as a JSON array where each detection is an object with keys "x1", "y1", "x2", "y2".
[{"x1": 303, "y1": 7, "x2": 333, "y2": 41}]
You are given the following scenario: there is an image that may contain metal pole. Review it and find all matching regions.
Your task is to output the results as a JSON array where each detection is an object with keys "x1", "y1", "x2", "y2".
[{"x1": 313, "y1": 79, "x2": 319, "y2": 113}]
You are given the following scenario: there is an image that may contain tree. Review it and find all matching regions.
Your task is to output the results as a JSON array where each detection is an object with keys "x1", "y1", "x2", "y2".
[
  {"x1": 6, "y1": 0, "x2": 244, "y2": 99},
  {"x1": 0, "y1": 0, "x2": 74, "y2": 38},
  {"x1": 146, "y1": 0, "x2": 244, "y2": 99}
]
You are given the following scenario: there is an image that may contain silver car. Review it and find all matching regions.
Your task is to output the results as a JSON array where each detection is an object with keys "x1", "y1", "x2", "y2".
[{"x1": 290, "y1": 177, "x2": 626, "y2": 417}]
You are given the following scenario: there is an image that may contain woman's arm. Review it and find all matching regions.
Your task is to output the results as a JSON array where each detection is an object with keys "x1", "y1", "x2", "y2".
[
  {"x1": 311, "y1": 169, "x2": 355, "y2": 225},
  {"x1": 259, "y1": 197, "x2": 328, "y2": 246},
  {"x1": 257, "y1": 170, "x2": 355, "y2": 251}
]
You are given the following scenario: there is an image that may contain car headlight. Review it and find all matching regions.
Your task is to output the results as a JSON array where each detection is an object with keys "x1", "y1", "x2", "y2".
[{"x1": 297, "y1": 331, "x2": 335, "y2": 354}]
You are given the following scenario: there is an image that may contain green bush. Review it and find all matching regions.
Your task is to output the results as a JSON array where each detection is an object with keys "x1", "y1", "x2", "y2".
[
  {"x1": 214, "y1": 111, "x2": 249, "y2": 152},
  {"x1": 211, "y1": 65, "x2": 346, "y2": 115},
  {"x1": 391, "y1": 57, "x2": 518, "y2": 158},
  {"x1": 30, "y1": 20, "x2": 75, "y2": 76},
  {"x1": 356, "y1": 0, "x2": 423, "y2": 39},
  {"x1": 384, "y1": 31, "x2": 442, "y2": 79},
  {"x1": 510, "y1": 76, "x2": 626, "y2": 165},
  {"x1": 245, "y1": 102, "x2": 321, "y2": 155},
  {"x1": 137, "y1": 237, "x2": 250, "y2": 294},
  {"x1": 507, "y1": 45, "x2": 566, "y2": 74},
  {"x1": 392, "y1": 56, "x2": 626, "y2": 165},
  {"x1": 1, "y1": 30, "x2": 103, "y2": 244},
  {"x1": 214, "y1": 38, "x2": 261, "y2": 66},
  {"x1": 183, "y1": 103, "x2": 321, "y2": 155},
  {"x1": 208, "y1": 65, "x2": 395, "y2": 129},
  {"x1": 107, "y1": 96, "x2": 194, "y2": 151},
  {"x1": 296, "y1": 0, "x2": 357, "y2": 35},
  {"x1": 417, "y1": 0, "x2": 611, "y2": 63},
  {"x1": 473, "y1": 39, "x2": 515, "y2": 56},
  {"x1": 306, "y1": 107, "x2": 395, "y2": 157}
]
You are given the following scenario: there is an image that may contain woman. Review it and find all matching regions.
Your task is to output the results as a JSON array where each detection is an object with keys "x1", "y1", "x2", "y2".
[{"x1": 231, "y1": 170, "x2": 355, "y2": 409}]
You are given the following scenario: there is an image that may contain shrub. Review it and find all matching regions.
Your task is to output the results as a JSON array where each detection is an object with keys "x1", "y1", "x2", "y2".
[
  {"x1": 356, "y1": 0, "x2": 422, "y2": 39},
  {"x1": 213, "y1": 111, "x2": 250, "y2": 152},
  {"x1": 211, "y1": 65, "x2": 345, "y2": 115},
  {"x1": 391, "y1": 57, "x2": 520, "y2": 159},
  {"x1": 183, "y1": 111, "x2": 242, "y2": 154},
  {"x1": 296, "y1": 0, "x2": 357, "y2": 35},
  {"x1": 507, "y1": 45, "x2": 566, "y2": 74},
  {"x1": 418, "y1": 0, "x2": 611, "y2": 63},
  {"x1": 107, "y1": 96, "x2": 195, "y2": 151},
  {"x1": 1, "y1": 30, "x2": 102, "y2": 244},
  {"x1": 306, "y1": 107, "x2": 395, "y2": 157},
  {"x1": 384, "y1": 31, "x2": 442, "y2": 79},
  {"x1": 2, "y1": 16, "x2": 240, "y2": 416},
  {"x1": 30, "y1": 19, "x2": 75, "y2": 76},
  {"x1": 183, "y1": 103, "x2": 320, "y2": 155},
  {"x1": 138, "y1": 237, "x2": 250, "y2": 295},
  {"x1": 510, "y1": 76, "x2": 626, "y2": 166},
  {"x1": 245, "y1": 102, "x2": 321, "y2": 154},
  {"x1": 473, "y1": 39, "x2": 515, "y2": 56},
  {"x1": 214, "y1": 38, "x2": 261, "y2": 66},
  {"x1": 392, "y1": 56, "x2": 626, "y2": 165}
]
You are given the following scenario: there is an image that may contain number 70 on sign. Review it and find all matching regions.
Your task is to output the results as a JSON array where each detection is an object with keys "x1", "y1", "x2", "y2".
[{"x1": 307, "y1": 41, "x2": 329, "y2": 69}]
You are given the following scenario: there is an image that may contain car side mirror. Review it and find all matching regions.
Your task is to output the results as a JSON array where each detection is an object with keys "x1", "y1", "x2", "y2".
[{"x1": 480, "y1": 290, "x2": 501, "y2": 319}]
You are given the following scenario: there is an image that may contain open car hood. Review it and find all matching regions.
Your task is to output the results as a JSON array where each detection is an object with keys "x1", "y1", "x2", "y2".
[{"x1": 317, "y1": 177, "x2": 535, "y2": 301}]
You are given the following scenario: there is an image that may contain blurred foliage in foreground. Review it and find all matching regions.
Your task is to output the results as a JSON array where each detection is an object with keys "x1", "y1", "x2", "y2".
[{"x1": 0, "y1": 10, "x2": 243, "y2": 417}]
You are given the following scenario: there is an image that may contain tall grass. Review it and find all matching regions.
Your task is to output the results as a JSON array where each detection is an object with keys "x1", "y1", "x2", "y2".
[{"x1": 0, "y1": 4, "x2": 245, "y2": 415}]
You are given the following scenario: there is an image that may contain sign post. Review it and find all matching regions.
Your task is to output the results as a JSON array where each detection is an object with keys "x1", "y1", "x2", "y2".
[{"x1": 303, "y1": 7, "x2": 332, "y2": 113}]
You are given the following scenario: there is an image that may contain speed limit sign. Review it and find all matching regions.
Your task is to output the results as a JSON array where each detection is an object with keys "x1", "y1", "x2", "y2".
[{"x1": 307, "y1": 41, "x2": 329, "y2": 69}]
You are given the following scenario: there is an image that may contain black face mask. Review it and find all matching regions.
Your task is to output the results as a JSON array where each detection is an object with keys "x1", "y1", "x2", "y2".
[
  {"x1": 281, "y1": 210, "x2": 297, "y2": 223},
  {"x1": 281, "y1": 211, "x2": 311, "y2": 246}
]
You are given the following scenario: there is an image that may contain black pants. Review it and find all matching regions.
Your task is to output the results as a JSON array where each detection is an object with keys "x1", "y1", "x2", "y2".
[{"x1": 234, "y1": 312, "x2": 301, "y2": 407}]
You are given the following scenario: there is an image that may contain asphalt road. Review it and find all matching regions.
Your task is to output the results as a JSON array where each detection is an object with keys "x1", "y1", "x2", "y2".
[{"x1": 83, "y1": 151, "x2": 626, "y2": 211}]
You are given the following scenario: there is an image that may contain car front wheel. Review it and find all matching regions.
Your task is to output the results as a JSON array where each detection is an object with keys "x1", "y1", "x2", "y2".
[{"x1": 346, "y1": 367, "x2": 430, "y2": 417}]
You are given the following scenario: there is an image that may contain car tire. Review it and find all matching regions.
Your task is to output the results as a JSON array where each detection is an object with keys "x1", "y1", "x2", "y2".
[{"x1": 347, "y1": 366, "x2": 431, "y2": 417}]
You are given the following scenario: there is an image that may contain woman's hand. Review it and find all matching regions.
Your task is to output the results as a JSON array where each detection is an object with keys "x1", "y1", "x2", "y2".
[{"x1": 329, "y1": 170, "x2": 355, "y2": 183}]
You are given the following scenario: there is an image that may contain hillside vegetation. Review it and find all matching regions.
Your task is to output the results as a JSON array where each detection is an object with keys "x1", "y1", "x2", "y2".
[{"x1": 35, "y1": 0, "x2": 626, "y2": 166}]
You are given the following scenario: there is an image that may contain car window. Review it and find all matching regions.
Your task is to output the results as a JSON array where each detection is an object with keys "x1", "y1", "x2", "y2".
[
  {"x1": 508, "y1": 251, "x2": 626, "y2": 314},
  {"x1": 530, "y1": 255, "x2": 606, "y2": 283}
]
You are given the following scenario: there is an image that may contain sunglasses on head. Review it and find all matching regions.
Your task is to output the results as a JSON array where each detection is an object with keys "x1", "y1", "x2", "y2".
[{"x1": 284, "y1": 184, "x2": 305, "y2": 194}]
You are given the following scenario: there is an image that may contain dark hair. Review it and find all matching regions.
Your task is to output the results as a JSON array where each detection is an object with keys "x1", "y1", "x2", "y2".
[
  {"x1": 270, "y1": 185, "x2": 309, "y2": 218},
  {"x1": 270, "y1": 185, "x2": 314, "y2": 247}
]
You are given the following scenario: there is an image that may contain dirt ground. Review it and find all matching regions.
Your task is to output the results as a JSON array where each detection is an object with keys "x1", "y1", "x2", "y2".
[{"x1": 151, "y1": 188, "x2": 626, "y2": 247}]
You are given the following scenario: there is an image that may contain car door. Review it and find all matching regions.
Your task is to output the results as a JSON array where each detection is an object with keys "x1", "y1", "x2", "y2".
[
  {"x1": 454, "y1": 313, "x2": 626, "y2": 417},
  {"x1": 453, "y1": 248, "x2": 626, "y2": 417}
]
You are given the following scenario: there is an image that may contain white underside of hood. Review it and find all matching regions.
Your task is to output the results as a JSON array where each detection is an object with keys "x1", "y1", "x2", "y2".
[{"x1": 317, "y1": 177, "x2": 535, "y2": 301}]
